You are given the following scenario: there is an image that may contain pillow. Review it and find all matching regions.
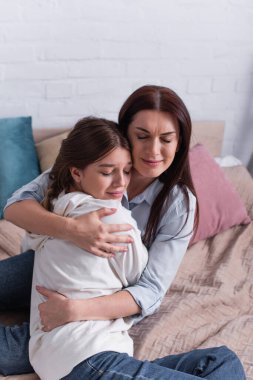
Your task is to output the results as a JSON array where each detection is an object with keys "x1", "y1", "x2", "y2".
[
  {"x1": 36, "y1": 131, "x2": 69, "y2": 172},
  {"x1": 189, "y1": 144, "x2": 251, "y2": 245},
  {"x1": 214, "y1": 155, "x2": 242, "y2": 167},
  {"x1": 0, "y1": 116, "x2": 40, "y2": 219}
]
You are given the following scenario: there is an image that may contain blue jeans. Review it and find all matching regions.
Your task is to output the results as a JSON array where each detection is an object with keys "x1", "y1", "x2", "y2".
[
  {"x1": 0, "y1": 250, "x2": 34, "y2": 375},
  {"x1": 0, "y1": 251, "x2": 246, "y2": 379},
  {"x1": 62, "y1": 348, "x2": 246, "y2": 380}
]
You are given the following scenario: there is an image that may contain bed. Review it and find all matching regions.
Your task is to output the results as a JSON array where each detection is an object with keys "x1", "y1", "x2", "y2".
[{"x1": 0, "y1": 121, "x2": 252, "y2": 379}]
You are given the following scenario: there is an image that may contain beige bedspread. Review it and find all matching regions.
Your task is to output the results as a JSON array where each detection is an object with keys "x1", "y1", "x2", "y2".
[{"x1": 1, "y1": 165, "x2": 253, "y2": 379}]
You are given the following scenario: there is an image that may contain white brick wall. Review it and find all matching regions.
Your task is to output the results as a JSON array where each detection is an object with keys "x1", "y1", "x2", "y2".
[{"x1": 0, "y1": 0, "x2": 253, "y2": 173}]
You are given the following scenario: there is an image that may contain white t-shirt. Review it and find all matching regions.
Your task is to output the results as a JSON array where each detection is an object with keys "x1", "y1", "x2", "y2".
[{"x1": 28, "y1": 192, "x2": 148, "y2": 380}]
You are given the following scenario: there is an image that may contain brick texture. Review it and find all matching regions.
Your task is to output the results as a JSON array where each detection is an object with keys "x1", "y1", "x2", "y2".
[{"x1": 0, "y1": 0, "x2": 252, "y2": 173}]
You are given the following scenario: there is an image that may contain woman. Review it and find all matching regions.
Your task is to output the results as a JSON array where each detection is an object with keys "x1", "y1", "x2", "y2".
[{"x1": 1, "y1": 85, "x2": 246, "y2": 379}]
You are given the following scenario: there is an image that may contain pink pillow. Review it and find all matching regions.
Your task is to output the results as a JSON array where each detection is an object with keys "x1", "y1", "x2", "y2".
[{"x1": 189, "y1": 144, "x2": 250, "y2": 245}]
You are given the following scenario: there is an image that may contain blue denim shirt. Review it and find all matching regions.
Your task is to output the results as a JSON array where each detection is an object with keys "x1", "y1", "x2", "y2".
[{"x1": 5, "y1": 171, "x2": 196, "y2": 324}]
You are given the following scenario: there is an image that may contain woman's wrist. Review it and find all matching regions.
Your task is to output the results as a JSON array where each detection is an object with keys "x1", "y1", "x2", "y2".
[
  {"x1": 68, "y1": 297, "x2": 107, "y2": 322},
  {"x1": 67, "y1": 292, "x2": 141, "y2": 322},
  {"x1": 68, "y1": 298, "x2": 88, "y2": 322},
  {"x1": 64, "y1": 216, "x2": 76, "y2": 242}
]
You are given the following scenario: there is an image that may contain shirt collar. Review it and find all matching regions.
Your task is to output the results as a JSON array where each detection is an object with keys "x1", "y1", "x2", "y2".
[{"x1": 127, "y1": 179, "x2": 163, "y2": 206}]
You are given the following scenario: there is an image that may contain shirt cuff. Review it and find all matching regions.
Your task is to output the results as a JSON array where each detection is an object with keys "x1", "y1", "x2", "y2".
[{"x1": 125, "y1": 284, "x2": 162, "y2": 322}]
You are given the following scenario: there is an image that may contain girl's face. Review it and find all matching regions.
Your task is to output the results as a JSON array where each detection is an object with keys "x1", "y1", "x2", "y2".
[
  {"x1": 127, "y1": 110, "x2": 180, "y2": 181},
  {"x1": 71, "y1": 147, "x2": 132, "y2": 200}
]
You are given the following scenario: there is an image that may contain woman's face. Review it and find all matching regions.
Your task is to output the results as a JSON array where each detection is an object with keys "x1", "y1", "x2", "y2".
[
  {"x1": 70, "y1": 147, "x2": 132, "y2": 200},
  {"x1": 127, "y1": 110, "x2": 180, "y2": 180}
]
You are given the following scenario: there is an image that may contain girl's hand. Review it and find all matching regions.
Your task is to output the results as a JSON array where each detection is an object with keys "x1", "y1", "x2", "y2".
[
  {"x1": 65, "y1": 207, "x2": 133, "y2": 258},
  {"x1": 37, "y1": 286, "x2": 74, "y2": 332}
]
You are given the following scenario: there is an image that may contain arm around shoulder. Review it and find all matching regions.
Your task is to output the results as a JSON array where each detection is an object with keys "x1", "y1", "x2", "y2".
[
  {"x1": 5, "y1": 199, "x2": 70, "y2": 239},
  {"x1": 4, "y1": 170, "x2": 69, "y2": 238}
]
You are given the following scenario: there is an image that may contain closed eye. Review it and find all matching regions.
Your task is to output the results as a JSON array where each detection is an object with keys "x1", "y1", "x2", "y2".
[
  {"x1": 101, "y1": 172, "x2": 112, "y2": 176},
  {"x1": 137, "y1": 135, "x2": 148, "y2": 140}
]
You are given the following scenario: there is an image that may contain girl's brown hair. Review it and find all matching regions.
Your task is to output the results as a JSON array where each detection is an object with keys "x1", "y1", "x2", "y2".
[
  {"x1": 118, "y1": 85, "x2": 199, "y2": 247},
  {"x1": 43, "y1": 116, "x2": 130, "y2": 211}
]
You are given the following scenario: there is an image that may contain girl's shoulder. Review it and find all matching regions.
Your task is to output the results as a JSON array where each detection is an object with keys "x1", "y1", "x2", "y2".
[
  {"x1": 53, "y1": 191, "x2": 124, "y2": 217},
  {"x1": 101, "y1": 200, "x2": 138, "y2": 226}
]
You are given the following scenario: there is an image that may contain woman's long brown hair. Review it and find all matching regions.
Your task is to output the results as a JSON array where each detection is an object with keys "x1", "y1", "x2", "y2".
[
  {"x1": 118, "y1": 85, "x2": 199, "y2": 247},
  {"x1": 43, "y1": 116, "x2": 130, "y2": 211}
]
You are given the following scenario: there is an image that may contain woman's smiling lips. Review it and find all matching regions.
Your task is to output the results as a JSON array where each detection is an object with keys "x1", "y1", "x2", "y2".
[{"x1": 142, "y1": 158, "x2": 163, "y2": 167}]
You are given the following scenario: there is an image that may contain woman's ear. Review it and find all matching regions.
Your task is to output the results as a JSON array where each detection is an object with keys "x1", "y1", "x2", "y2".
[{"x1": 70, "y1": 167, "x2": 81, "y2": 183}]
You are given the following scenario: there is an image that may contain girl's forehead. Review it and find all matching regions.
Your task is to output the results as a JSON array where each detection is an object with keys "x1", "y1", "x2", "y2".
[{"x1": 94, "y1": 147, "x2": 132, "y2": 166}]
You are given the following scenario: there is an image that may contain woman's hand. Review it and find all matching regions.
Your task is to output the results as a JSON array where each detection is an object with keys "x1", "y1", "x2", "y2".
[
  {"x1": 66, "y1": 207, "x2": 133, "y2": 258},
  {"x1": 5, "y1": 200, "x2": 133, "y2": 259},
  {"x1": 37, "y1": 286, "x2": 141, "y2": 331},
  {"x1": 37, "y1": 286, "x2": 74, "y2": 332}
]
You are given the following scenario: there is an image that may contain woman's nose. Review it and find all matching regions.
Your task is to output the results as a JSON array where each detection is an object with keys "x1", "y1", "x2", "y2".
[{"x1": 148, "y1": 138, "x2": 161, "y2": 156}]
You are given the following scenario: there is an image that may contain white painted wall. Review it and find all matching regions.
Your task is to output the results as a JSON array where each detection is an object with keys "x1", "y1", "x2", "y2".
[{"x1": 0, "y1": 0, "x2": 253, "y2": 173}]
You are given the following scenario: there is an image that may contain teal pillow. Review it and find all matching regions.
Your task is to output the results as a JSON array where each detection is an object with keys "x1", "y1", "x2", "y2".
[{"x1": 0, "y1": 116, "x2": 40, "y2": 218}]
